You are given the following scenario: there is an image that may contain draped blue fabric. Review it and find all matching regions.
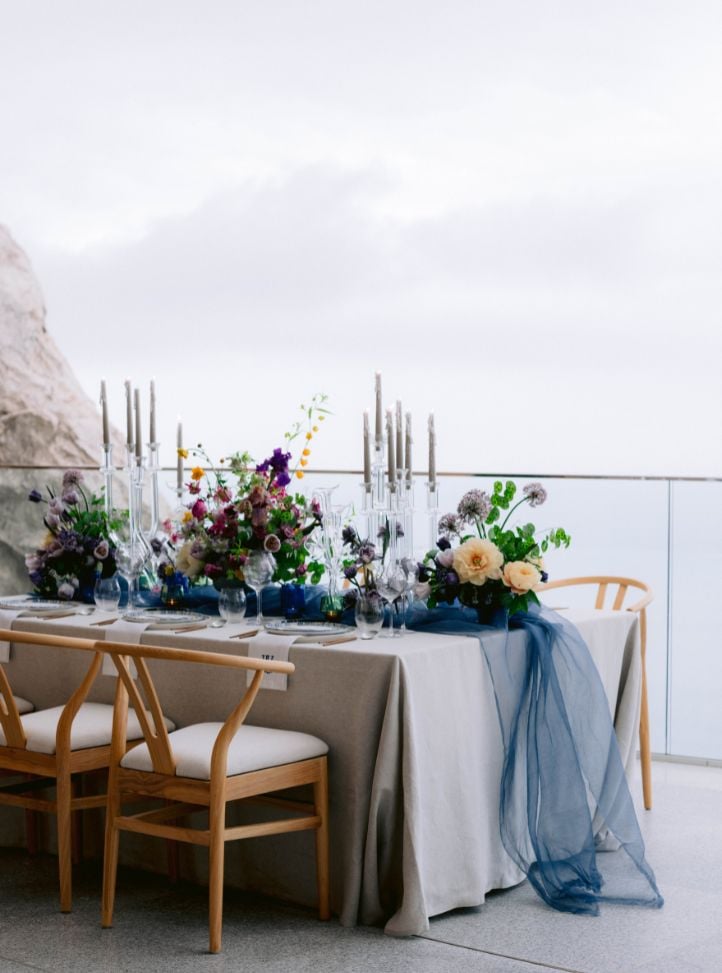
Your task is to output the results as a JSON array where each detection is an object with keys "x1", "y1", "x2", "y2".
[{"x1": 408, "y1": 601, "x2": 663, "y2": 915}]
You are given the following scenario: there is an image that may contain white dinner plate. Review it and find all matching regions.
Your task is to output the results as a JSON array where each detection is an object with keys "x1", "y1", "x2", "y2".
[
  {"x1": 264, "y1": 620, "x2": 352, "y2": 636},
  {"x1": 121, "y1": 609, "x2": 206, "y2": 628},
  {"x1": 0, "y1": 596, "x2": 78, "y2": 614}
]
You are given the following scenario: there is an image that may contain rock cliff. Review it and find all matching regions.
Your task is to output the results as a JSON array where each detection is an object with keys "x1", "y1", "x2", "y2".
[{"x1": 0, "y1": 224, "x2": 124, "y2": 593}]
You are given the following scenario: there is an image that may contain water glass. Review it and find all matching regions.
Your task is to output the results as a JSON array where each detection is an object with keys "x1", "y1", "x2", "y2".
[
  {"x1": 354, "y1": 593, "x2": 384, "y2": 640},
  {"x1": 94, "y1": 575, "x2": 122, "y2": 612},
  {"x1": 219, "y1": 588, "x2": 247, "y2": 623}
]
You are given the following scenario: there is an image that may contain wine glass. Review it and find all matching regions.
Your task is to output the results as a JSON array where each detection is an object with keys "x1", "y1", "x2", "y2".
[
  {"x1": 376, "y1": 559, "x2": 407, "y2": 637},
  {"x1": 243, "y1": 551, "x2": 276, "y2": 628},
  {"x1": 112, "y1": 521, "x2": 151, "y2": 610},
  {"x1": 93, "y1": 575, "x2": 122, "y2": 612},
  {"x1": 354, "y1": 591, "x2": 384, "y2": 639},
  {"x1": 219, "y1": 588, "x2": 247, "y2": 624}
]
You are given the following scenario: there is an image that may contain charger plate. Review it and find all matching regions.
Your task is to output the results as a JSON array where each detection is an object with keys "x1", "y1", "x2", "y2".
[
  {"x1": 121, "y1": 609, "x2": 206, "y2": 628},
  {"x1": 264, "y1": 620, "x2": 351, "y2": 636}
]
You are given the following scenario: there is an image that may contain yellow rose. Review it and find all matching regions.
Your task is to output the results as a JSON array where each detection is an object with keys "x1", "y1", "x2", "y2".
[
  {"x1": 501, "y1": 560, "x2": 541, "y2": 594},
  {"x1": 175, "y1": 541, "x2": 204, "y2": 579},
  {"x1": 453, "y1": 538, "x2": 503, "y2": 586}
]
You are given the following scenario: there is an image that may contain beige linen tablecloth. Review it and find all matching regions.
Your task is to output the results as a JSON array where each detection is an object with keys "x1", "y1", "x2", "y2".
[{"x1": 0, "y1": 608, "x2": 640, "y2": 936}]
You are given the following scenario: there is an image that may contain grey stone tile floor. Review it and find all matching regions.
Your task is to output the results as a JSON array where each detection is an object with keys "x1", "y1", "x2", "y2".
[{"x1": 0, "y1": 761, "x2": 720, "y2": 972}]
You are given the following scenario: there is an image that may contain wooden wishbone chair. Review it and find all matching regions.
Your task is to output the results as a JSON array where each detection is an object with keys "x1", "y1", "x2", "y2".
[
  {"x1": 0, "y1": 628, "x2": 132, "y2": 912},
  {"x1": 99, "y1": 637, "x2": 330, "y2": 955},
  {"x1": 535, "y1": 576, "x2": 654, "y2": 809}
]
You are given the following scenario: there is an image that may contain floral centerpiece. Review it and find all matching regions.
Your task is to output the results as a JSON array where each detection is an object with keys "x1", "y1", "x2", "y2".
[
  {"x1": 25, "y1": 470, "x2": 118, "y2": 601},
  {"x1": 419, "y1": 480, "x2": 570, "y2": 620},
  {"x1": 173, "y1": 395, "x2": 329, "y2": 588}
]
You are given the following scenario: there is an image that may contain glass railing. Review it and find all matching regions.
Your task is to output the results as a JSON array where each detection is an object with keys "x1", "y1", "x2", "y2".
[{"x1": 2, "y1": 465, "x2": 719, "y2": 763}]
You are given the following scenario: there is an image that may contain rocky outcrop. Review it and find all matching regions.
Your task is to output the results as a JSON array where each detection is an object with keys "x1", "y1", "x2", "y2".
[{"x1": 0, "y1": 224, "x2": 125, "y2": 593}]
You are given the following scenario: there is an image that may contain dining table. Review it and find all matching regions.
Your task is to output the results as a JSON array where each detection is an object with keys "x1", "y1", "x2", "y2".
[{"x1": 0, "y1": 605, "x2": 642, "y2": 936}]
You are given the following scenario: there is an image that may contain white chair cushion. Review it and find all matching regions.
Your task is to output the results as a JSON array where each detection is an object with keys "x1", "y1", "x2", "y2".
[
  {"x1": 121, "y1": 722, "x2": 329, "y2": 781},
  {"x1": 0, "y1": 702, "x2": 175, "y2": 755},
  {"x1": 13, "y1": 696, "x2": 34, "y2": 715}
]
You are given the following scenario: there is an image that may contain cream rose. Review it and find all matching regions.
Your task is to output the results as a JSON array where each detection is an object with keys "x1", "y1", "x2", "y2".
[
  {"x1": 453, "y1": 538, "x2": 503, "y2": 586},
  {"x1": 175, "y1": 541, "x2": 204, "y2": 580},
  {"x1": 501, "y1": 560, "x2": 541, "y2": 594}
]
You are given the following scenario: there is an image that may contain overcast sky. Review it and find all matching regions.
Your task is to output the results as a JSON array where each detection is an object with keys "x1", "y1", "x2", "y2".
[{"x1": 2, "y1": 1, "x2": 722, "y2": 478}]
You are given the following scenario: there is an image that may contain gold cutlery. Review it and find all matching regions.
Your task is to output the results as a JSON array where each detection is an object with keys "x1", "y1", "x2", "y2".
[
  {"x1": 172, "y1": 623, "x2": 209, "y2": 633},
  {"x1": 229, "y1": 629, "x2": 260, "y2": 640},
  {"x1": 91, "y1": 618, "x2": 118, "y2": 626}
]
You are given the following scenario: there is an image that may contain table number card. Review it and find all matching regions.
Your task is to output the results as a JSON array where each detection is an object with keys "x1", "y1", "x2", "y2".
[{"x1": 243, "y1": 632, "x2": 298, "y2": 691}]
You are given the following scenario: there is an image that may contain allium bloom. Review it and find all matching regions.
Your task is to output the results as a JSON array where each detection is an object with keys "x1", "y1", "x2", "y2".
[
  {"x1": 358, "y1": 543, "x2": 376, "y2": 564},
  {"x1": 264, "y1": 533, "x2": 281, "y2": 553},
  {"x1": 438, "y1": 513, "x2": 461, "y2": 536},
  {"x1": 93, "y1": 540, "x2": 110, "y2": 560},
  {"x1": 61, "y1": 489, "x2": 80, "y2": 506},
  {"x1": 457, "y1": 489, "x2": 491, "y2": 522},
  {"x1": 523, "y1": 482, "x2": 547, "y2": 507},
  {"x1": 453, "y1": 538, "x2": 503, "y2": 586},
  {"x1": 48, "y1": 497, "x2": 65, "y2": 516},
  {"x1": 62, "y1": 470, "x2": 84, "y2": 489},
  {"x1": 501, "y1": 560, "x2": 541, "y2": 594}
]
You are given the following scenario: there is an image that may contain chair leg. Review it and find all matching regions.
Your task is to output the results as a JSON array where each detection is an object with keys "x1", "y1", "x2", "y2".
[
  {"x1": 313, "y1": 761, "x2": 330, "y2": 921},
  {"x1": 639, "y1": 673, "x2": 653, "y2": 810},
  {"x1": 165, "y1": 800, "x2": 180, "y2": 882},
  {"x1": 55, "y1": 767, "x2": 73, "y2": 913},
  {"x1": 71, "y1": 776, "x2": 83, "y2": 865},
  {"x1": 101, "y1": 777, "x2": 121, "y2": 928},
  {"x1": 208, "y1": 797, "x2": 226, "y2": 954}
]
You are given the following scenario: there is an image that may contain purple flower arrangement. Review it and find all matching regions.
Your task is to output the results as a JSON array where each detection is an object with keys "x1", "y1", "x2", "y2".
[
  {"x1": 173, "y1": 397, "x2": 330, "y2": 587},
  {"x1": 421, "y1": 480, "x2": 570, "y2": 619},
  {"x1": 25, "y1": 470, "x2": 118, "y2": 600}
]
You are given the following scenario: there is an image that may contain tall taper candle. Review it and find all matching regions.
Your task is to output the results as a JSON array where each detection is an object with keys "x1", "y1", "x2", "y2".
[
  {"x1": 149, "y1": 378, "x2": 157, "y2": 443},
  {"x1": 134, "y1": 388, "x2": 142, "y2": 463},
  {"x1": 395, "y1": 400, "x2": 403, "y2": 474},
  {"x1": 100, "y1": 379, "x2": 110, "y2": 446},
  {"x1": 176, "y1": 417, "x2": 184, "y2": 492},
  {"x1": 375, "y1": 372, "x2": 383, "y2": 448},
  {"x1": 363, "y1": 411, "x2": 372, "y2": 488},
  {"x1": 428, "y1": 413, "x2": 436, "y2": 489},
  {"x1": 405, "y1": 412, "x2": 412, "y2": 483},
  {"x1": 124, "y1": 379, "x2": 133, "y2": 447},
  {"x1": 386, "y1": 409, "x2": 396, "y2": 487}
]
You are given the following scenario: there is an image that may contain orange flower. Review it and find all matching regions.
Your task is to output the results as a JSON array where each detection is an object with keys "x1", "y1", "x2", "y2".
[
  {"x1": 302, "y1": 448, "x2": 311, "y2": 456},
  {"x1": 312, "y1": 425, "x2": 319, "y2": 432},
  {"x1": 305, "y1": 432, "x2": 313, "y2": 440},
  {"x1": 190, "y1": 466, "x2": 204, "y2": 481},
  {"x1": 300, "y1": 459, "x2": 308, "y2": 467},
  {"x1": 296, "y1": 470, "x2": 304, "y2": 479},
  {"x1": 177, "y1": 447, "x2": 189, "y2": 459}
]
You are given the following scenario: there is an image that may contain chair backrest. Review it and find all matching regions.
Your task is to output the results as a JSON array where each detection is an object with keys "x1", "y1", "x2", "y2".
[
  {"x1": 536, "y1": 575, "x2": 653, "y2": 614},
  {"x1": 0, "y1": 632, "x2": 104, "y2": 753},
  {"x1": 0, "y1": 629, "x2": 294, "y2": 776}
]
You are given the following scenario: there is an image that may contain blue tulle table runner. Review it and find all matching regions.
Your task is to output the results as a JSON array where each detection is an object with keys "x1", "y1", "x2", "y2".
[{"x1": 408, "y1": 602, "x2": 663, "y2": 915}]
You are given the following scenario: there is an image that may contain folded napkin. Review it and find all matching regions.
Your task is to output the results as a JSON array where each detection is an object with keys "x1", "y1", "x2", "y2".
[
  {"x1": 0, "y1": 608, "x2": 23, "y2": 662},
  {"x1": 100, "y1": 618, "x2": 149, "y2": 677},
  {"x1": 244, "y1": 632, "x2": 298, "y2": 691}
]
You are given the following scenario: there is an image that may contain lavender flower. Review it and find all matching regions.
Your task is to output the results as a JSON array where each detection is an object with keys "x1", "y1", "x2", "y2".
[
  {"x1": 28, "y1": 489, "x2": 43, "y2": 503},
  {"x1": 523, "y1": 482, "x2": 547, "y2": 507},
  {"x1": 457, "y1": 489, "x2": 491, "y2": 522}
]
